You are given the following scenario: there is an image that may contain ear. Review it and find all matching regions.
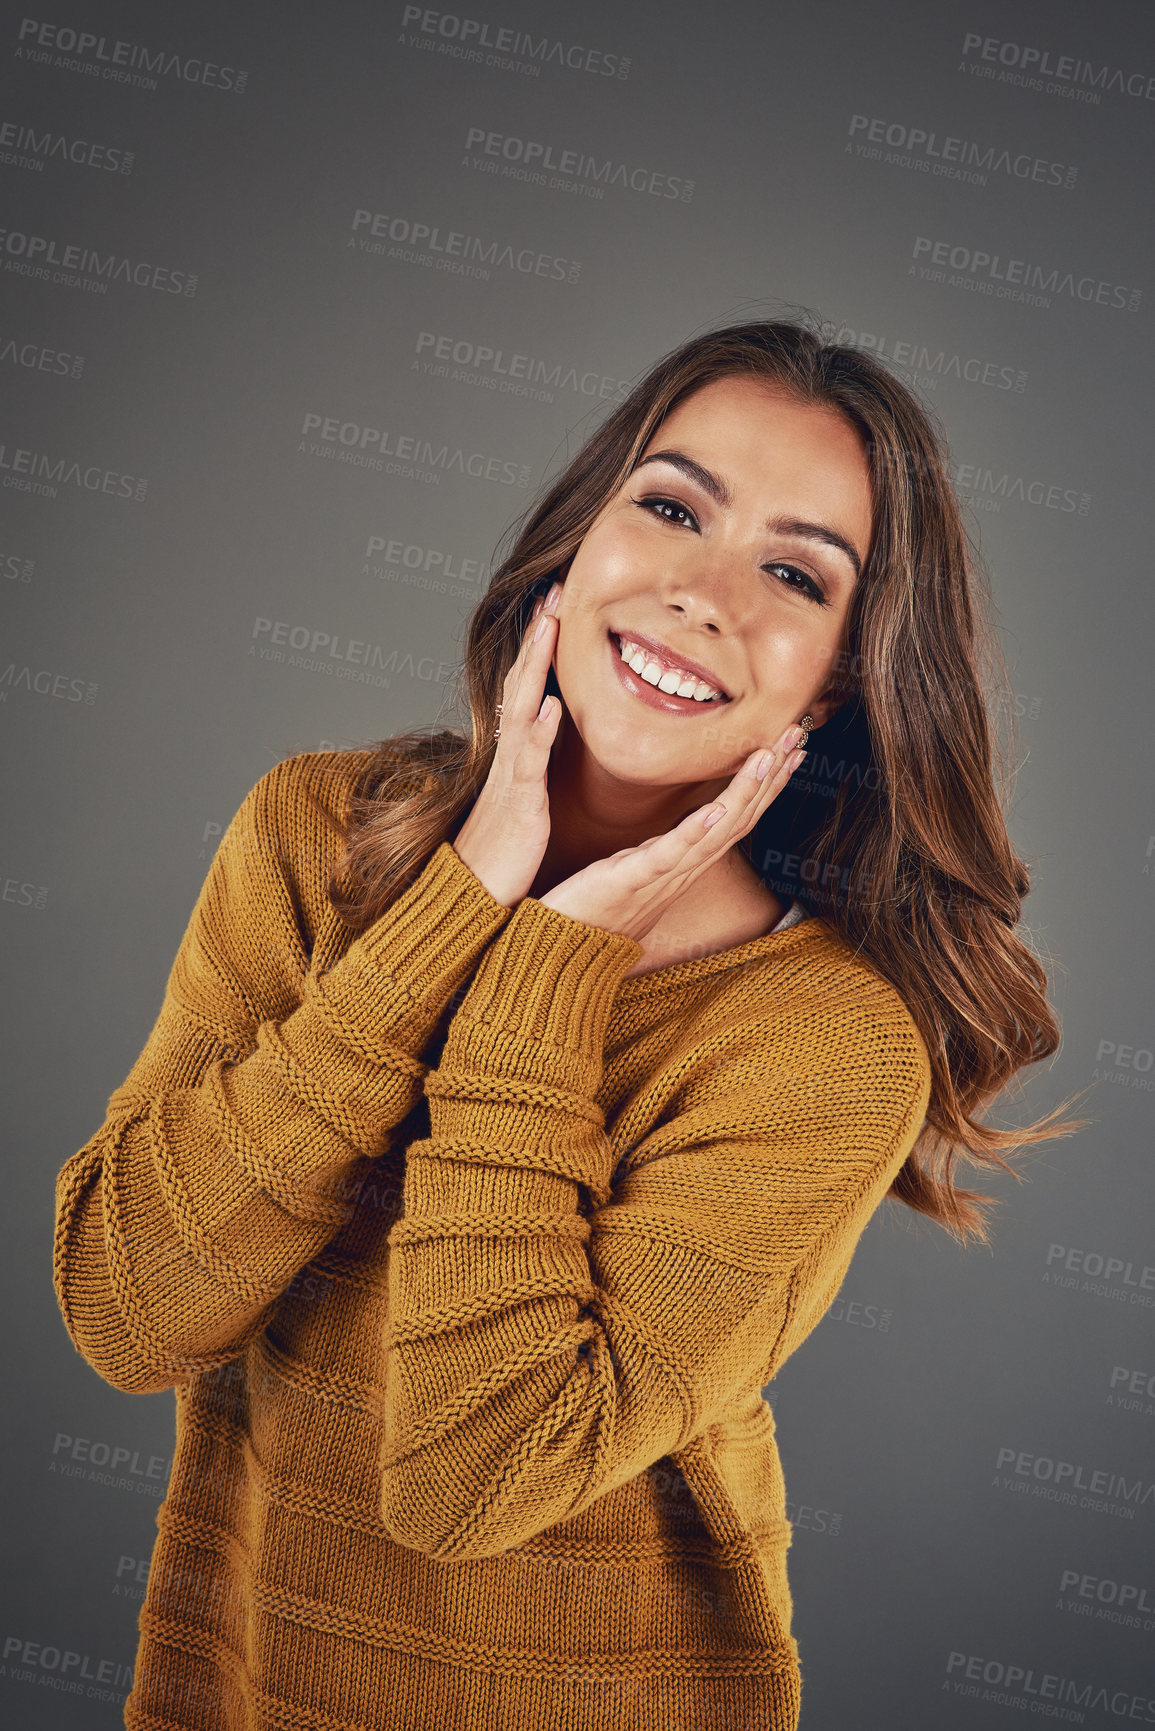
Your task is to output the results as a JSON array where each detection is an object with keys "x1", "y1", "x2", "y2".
[
  {"x1": 802, "y1": 682, "x2": 843, "y2": 731},
  {"x1": 805, "y1": 641, "x2": 862, "y2": 730}
]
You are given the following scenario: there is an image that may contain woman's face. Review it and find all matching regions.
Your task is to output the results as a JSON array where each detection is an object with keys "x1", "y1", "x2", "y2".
[{"x1": 552, "y1": 374, "x2": 873, "y2": 791}]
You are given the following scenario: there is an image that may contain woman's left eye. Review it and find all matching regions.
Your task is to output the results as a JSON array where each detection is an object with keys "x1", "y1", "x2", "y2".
[
  {"x1": 634, "y1": 495, "x2": 698, "y2": 530},
  {"x1": 764, "y1": 563, "x2": 828, "y2": 606}
]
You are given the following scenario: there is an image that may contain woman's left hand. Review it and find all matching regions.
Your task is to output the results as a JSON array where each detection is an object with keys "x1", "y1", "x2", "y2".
[{"x1": 537, "y1": 730, "x2": 808, "y2": 944}]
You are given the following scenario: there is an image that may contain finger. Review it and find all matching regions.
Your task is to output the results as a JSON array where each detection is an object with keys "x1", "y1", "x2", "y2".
[
  {"x1": 741, "y1": 752, "x2": 798, "y2": 831},
  {"x1": 732, "y1": 731, "x2": 807, "y2": 818},
  {"x1": 502, "y1": 608, "x2": 558, "y2": 724},
  {"x1": 689, "y1": 741, "x2": 801, "y2": 851},
  {"x1": 514, "y1": 600, "x2": 559, "y2": 676},
  {"x1": 621, "y1": 797, "x2": 743, "y2": 882},
  {"x1": 696, "y1": 750, "x2": 778, "y2": 833},
  {"x1": 745, "y1": 741, "x2": 804, "y2": 820},
  {"x1": 613, "y1": 753, "x2": 774, "y2": 875},
  {"x1": 496, "y1": 625, "x2": 562, "y2": 779},
  {"x1": 519, "y1": 611, "x2": 559, "y2": 718},
  {"x1": 522, "y1": 583, "x2": 561, "y2": 647}
]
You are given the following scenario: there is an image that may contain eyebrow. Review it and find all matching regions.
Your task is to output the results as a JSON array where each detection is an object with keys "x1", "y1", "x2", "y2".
[{"x1": 633, "y1": 448, "x2": 864, "y2": 580}]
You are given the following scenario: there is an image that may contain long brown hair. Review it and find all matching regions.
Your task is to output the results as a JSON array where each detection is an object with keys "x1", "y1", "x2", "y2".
[{"x1": 322, "y1": 318, "x2": 1090, "y2": 1242}]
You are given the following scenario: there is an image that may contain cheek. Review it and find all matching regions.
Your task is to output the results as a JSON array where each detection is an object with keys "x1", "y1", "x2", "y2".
[
  {"x1": 750, "y1": 625, "x2": 804, "y2": 677},
  {"x1": 570, "y1": 517, "x2": 662, "y2": 591},
  {"x1": 747, "y1": 622, "x2": 838, "y2": 701}
]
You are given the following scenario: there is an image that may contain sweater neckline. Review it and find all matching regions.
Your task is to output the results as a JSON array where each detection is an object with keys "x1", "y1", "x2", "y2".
[
  {"x1": 616, "y1": 906, "x2": 822, "y2": 995},
  {"x1": 334, "y1": 754, "x2": 826, "y2": 997}
]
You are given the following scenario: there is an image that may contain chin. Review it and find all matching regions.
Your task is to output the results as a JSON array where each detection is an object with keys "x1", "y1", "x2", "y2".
[{"x1": 566, "y1": 719, "x2": 720, "y2": 786}]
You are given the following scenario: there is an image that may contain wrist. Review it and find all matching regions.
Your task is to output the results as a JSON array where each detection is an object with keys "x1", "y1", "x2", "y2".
[{"x1": 449, "y1": 840, "x2": 520, "y2": 910}]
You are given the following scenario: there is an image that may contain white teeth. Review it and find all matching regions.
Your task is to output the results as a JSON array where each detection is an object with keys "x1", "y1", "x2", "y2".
[{"x1": 616, "y1": 636, "x2": 722, "y2": 702}]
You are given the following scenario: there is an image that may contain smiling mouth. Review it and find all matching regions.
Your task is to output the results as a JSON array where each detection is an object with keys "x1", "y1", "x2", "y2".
[{"x1": 608, "y1": 631, "x2": 731, "y2": 705}]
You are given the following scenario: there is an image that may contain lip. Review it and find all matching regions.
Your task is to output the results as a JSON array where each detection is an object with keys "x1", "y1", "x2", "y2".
[
  {"x1": 610, "y1": 628, "x2": 732, "y2": 700},
  {"x1": 608, "y1": 629, "x2": 731, "y2": 715}
]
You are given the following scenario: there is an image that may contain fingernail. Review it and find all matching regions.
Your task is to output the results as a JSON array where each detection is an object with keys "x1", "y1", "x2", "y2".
[
  {"x1": 530, "y1": 597, "x2": 544, "y2": 621},
  {"x1": 545, "y1": 582, "x2": 562, "y2": 612},
  {"x1": 534, "y1": 614, "x2": 549, "y2": 642},
  {"x1": 781, "y1": 724, "x2": 801, "y2": 752},
  {"x1": 788, "y1": 747, "x2": 807, "y2": 771},
  {"x1": 755, "y1": 751, "x2": 773, "y2": 781}
]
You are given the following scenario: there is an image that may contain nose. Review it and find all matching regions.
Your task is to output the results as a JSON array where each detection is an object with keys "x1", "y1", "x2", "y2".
[{"x1": 660, "y1": 547, "x2": 750, "y2": 634}]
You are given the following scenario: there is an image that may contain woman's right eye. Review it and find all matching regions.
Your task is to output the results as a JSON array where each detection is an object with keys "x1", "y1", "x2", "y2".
[{"x1": 633, "y1": 495, "x2": 699, "y2": 531}]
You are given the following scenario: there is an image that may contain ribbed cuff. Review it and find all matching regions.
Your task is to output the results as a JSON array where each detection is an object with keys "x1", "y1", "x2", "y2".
[
  {"x1": 361, "y1": 841, "x2": 511, "y2": 986},
  {"x1": 318, "y1": 841, "x2": 512, "y2": 1041},
  {"x1": 450, "y1": 895, "x2": 644, "y2": 1063}
]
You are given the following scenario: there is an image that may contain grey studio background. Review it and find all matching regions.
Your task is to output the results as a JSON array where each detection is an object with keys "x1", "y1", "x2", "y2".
[{"x1": 2, "y1": 0, "x2": 1153, "y2": 1725}]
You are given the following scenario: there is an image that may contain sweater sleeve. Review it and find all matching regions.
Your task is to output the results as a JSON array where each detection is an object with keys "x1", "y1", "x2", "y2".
[
  {"x1": 379, "y1": 895, "x2": 932, "y2": 1560},
  {"x1": 53, "y1": 759, "x2": 511, "y2": 1395}
]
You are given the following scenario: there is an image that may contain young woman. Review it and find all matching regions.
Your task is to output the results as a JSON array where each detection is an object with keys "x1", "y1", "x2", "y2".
[{"x1": 54, "y1": 321, "x2": 1083, "y2": 1730}]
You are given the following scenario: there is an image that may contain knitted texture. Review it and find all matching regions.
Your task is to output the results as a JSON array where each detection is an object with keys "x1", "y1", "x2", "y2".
[{"x1": 53, "y1": 748, "x2": 932, "y2": 1731}]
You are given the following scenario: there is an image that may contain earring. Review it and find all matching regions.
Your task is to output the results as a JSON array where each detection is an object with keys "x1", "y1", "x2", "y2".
[
  {"x1": 493, "y1": 702, "x2": 503, "y2": 744},
  {"x1": 797, "y1": 713, "x2": 814, "y2": 749}
]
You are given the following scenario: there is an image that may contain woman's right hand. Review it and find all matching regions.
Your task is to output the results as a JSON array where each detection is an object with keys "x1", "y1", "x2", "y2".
[{"x1": 451, "y1": 582, "x2": 565, "y2": 908}]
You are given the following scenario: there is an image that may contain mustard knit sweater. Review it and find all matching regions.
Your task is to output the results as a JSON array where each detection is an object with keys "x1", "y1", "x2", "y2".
[{"x1": 53, "y1": 748, "x2": 932, "y2": 1731}]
